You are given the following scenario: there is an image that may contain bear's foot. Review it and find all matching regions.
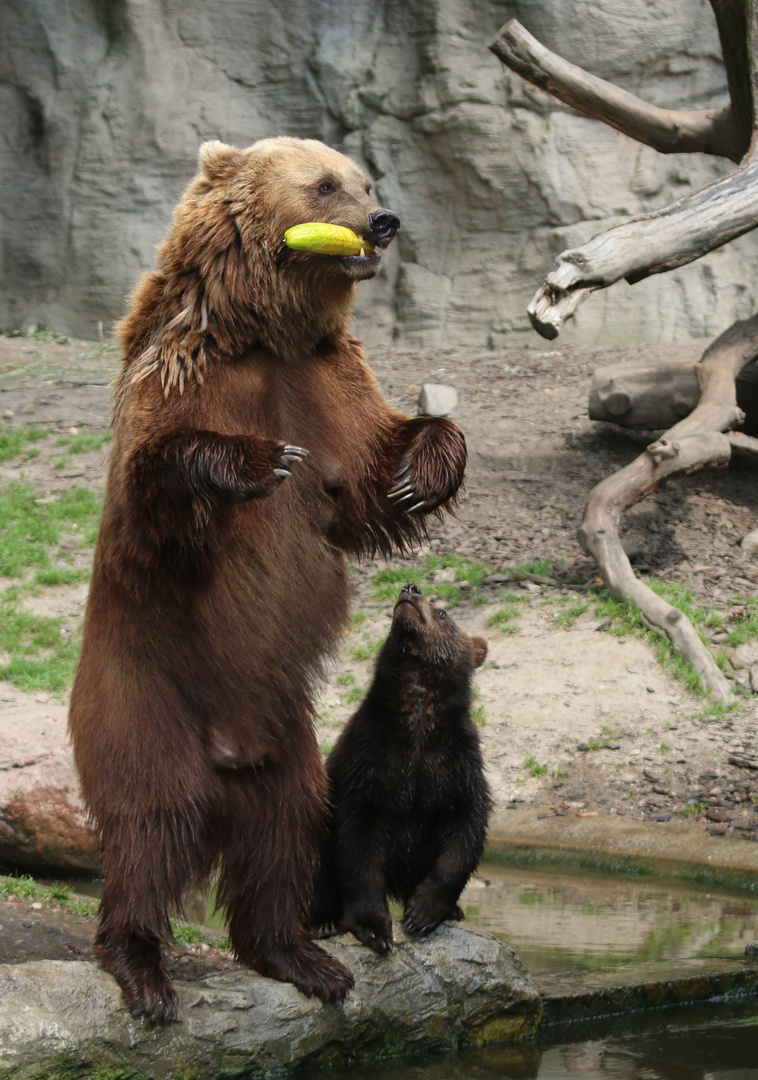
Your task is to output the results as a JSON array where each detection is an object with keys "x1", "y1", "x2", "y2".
[
  {"x1": 342, "y1": 908, "x2": 394, "y2": 954},
  {"x1": 95, "y1": 935, "x2": 179, "y2": 1023},
  {"x1": 403, "y1": 892, "x2": 463, "y2": 937},
  {"x1": 255, "y1": 936, "x2": 354, "y2": 1002}
]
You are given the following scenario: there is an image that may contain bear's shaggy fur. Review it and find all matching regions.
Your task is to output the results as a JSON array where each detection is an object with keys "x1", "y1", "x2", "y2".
[
  {"x1": 311, "y1": 584, "x2": 491, "y2": 955},
  {"x1": 68, "y1": 138, "x2": 467, "y2": 1022}
]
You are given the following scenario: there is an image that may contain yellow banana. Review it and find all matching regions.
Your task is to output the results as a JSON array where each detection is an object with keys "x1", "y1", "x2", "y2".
[{"x1": 284, "y1": 223, "x2": 375, "y2": 256}]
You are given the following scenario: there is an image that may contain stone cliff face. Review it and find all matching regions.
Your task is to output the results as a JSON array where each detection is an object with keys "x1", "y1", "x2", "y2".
[{"x1": 1, "y1": 0, "x2": 755, "y2": 348}]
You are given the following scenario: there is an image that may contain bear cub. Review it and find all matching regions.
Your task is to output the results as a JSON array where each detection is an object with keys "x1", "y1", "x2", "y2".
[{"x1": 312, "y1": 583, "x2": 492, "y2": 954}]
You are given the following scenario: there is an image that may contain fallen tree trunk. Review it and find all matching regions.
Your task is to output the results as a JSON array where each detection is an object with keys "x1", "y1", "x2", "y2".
[{"x1": 578, "y1": 316, "x2": 758, "y2": 701}]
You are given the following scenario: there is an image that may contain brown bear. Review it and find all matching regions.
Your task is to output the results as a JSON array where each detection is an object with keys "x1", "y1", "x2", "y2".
[
  {"x1": 311, "y1": 583, "x2": 491, "y2": 955},
  {"x1": 68, "y1": 137, "x2": 467, "y2": 1023}
]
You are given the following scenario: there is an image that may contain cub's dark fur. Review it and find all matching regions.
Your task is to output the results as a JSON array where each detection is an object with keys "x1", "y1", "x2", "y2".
[{"x1": 312, "y1": 584, "x2": 491, "y2": 953}]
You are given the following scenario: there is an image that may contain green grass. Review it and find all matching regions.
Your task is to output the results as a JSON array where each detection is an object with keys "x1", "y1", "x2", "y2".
[
  {"x1": 0, "y1": 482, "x2": 101, "y2": 578},
  {"x1": 343, "y1": 685, "x2": 365, "y2": 705},
  {"x1": 0, "y1": 873, "x2": 97, "y2": 916},
  {"x1": 486, "y1": 602, "x2": 520, "y2": 634},
  {"x1": 171, "y1": 921, "x2": 207, "y2": 946},
  {"x1": 336, "y1": 671, "x2": 355, "y2": 687},
  {"x1": 350, "y1": 638, "x2": 382, "y2": 662},
  {"x1": 524, "y1": 755, "x2": 548, "y2": 777},
  {"x1": 472, "y1": 704, "x2": 486, "y2": 727},
  {"x1": 55, "y1": 430, "x2": 112, "y2": 455},
  {"x1": 0, "y1": 478, "x2": 102, "y2": 692},
  {"x1": 0, "y1": 422, "x2": 47, "y2": 462},
  {"x1": 555, "y1": 599, "x2": 590, "y2": 628}
]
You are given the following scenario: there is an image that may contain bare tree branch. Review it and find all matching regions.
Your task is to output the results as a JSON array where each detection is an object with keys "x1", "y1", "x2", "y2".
[
  {"x1": 578, "y1": 315, "x2": 758, "y2": 702},
  {"x1": 526, "y1": 157, "x2": 758, "y2": 339},
  {"x1": 490, "y1": 20, "x2": 744, "y2": 161}
]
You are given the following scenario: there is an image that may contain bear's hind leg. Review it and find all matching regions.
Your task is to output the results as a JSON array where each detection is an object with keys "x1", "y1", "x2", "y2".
[
  {"x1": 218, "y1": 764, "x2": 353, "y2": 1002},
  {"x1": 95, "y1": 810, "x2": 206, "y2": 1023}
]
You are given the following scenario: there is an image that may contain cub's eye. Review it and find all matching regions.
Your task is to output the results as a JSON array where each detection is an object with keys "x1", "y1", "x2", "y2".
[
  {"x1": 436, "y1": 609, "x2": 447, "y2": 620},
  {"x1": 318, "y1": 180, "x2": 336, "y2": 195}
]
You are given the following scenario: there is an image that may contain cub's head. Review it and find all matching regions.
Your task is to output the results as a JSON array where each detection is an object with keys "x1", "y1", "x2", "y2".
[
  {"x1": 196, "y1": 137, "x2": 399, "y2": 283},
  {"x1": 387, "y1": 583, "x2": 488, "y2": 672}
]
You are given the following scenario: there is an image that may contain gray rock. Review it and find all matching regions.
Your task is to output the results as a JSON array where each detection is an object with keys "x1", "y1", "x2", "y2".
[
  {"x1": 0, "y1": 924, "x2": 541, "y2": 1077},
  {"x1": 740, "y1": 529, "x2": 758, "y2": 556},
  {"x1": 0, "y1": 0, "x2": 752, "y2": 350},
  {"x1": 418, "y1": 383, "x2": 459, "y2": 418}
]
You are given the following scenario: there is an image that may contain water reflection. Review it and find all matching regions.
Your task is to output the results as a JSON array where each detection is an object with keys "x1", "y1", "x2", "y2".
[
  {"x1": 460, "y1": 863, "x2": 758, "y2": 974},
  {"x1": 310, "y1": 1017, "x2": 758, "y2": 1080}
]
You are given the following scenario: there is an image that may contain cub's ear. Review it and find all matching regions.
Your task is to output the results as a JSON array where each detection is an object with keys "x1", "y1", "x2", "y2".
[
  {"x1": 470, "y1": 636, "x2": 488, "y2": 668},
  {"x1": 199, "y1": 141, "x2": 244, "y2": 181}
]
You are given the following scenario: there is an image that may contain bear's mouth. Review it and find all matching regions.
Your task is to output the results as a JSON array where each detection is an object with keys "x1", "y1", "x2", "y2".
[{"x1": 339, "y1": 250, "x2": 382, "y2": 281}]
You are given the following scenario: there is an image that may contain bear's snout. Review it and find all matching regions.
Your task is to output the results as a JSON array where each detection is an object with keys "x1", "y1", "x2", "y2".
[{"x1": 368, "y1": 209, "x2": 400, "y2": 245}]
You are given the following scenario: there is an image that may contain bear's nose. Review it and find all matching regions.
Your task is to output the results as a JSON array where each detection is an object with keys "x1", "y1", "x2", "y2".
[
  {"x1": 369, "y1": 209, "x2": 400, "y2": 242},
  {"x1": 401, "y1": 583, "x2": 422, "y2": 597}
]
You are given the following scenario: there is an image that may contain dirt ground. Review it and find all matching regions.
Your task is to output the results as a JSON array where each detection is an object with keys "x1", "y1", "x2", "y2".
[{"x1": 2, "y1": 329, "x2": 758, "y2": 847}]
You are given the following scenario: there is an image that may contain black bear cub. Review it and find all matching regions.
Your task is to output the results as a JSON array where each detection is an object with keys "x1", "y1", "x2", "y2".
[{"x1": 311, "y1": 583, "x2": 492, "y2": 954}]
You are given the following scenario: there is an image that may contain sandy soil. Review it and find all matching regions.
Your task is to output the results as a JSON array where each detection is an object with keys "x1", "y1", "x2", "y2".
[{"x1": 1, "y1": 331, "x2": 758, "y2": 844}]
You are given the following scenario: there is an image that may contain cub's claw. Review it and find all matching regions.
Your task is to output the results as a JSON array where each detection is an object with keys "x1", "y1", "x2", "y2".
[
  {"x1": 387, "y1": 482, "x2": 413, "y2": 500},
  {"x1": 282, "y1": 445, "x2": 308, "y2": 461}
]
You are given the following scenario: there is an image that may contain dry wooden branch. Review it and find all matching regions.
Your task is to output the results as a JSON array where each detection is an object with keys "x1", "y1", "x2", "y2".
[
  {"x1": 527, "y1": 157, "x2": 758, "y2": 339},
  {"x1": 489, "y1": 3, "x2": 758, "y2": 339},
  {"x1": 489, "y1": 20, "x2": 744, "y2": 161},
  {"x1": 578, "y1": 316, "x2": 758, "y2": 701}
]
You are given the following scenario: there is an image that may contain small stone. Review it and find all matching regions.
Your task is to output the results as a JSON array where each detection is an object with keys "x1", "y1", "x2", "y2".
[
  {"x1": 740, "y1": 529, "x2": 758, "y2": 556},
  {"x1": 30, "y1": 902, "x2": 42, "y2": 910},
  {"x1": 654, "y1": 813, "x2": 672, "y2": 822},
  {"x1": 745, "y1": 941, "x2": 758, "y2": 956},
  {"x1": 2, "y1": 409, "x2": 14, "y2": 419},
  {"x1": 418, "y1": 384, "x2": 459, "y2": 418},
  {"x1": 707, "y1": 825, "x2": 727, "y2": 835},
  {"x1": 750, "y1": 666, "x2": 758, "y2": 694},
  {"x1": 646, "y1": 686, "x2": 655, "y2": 693}
]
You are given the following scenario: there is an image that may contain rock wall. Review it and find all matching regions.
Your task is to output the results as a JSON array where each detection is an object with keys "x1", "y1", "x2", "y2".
[{"x1": 1, "y1": 0, "x2": 756, "y2": 349}]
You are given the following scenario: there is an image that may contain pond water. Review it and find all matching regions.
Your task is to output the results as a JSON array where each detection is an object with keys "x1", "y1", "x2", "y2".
[
  {"x1": 457, "y1": 860, "x2": 758, "y2": 974},
  {"x1": 304, "y1": 1012, "x2": 758, "y2": 1080}
]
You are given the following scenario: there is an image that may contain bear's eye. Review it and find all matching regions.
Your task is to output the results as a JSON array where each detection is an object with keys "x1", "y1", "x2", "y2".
[
  {"x1": 318, "y1": 180, "x2": 336, "y2": 195},
  {"x1": 436, "y1": 609, "x2": 447, "y2": 620}
]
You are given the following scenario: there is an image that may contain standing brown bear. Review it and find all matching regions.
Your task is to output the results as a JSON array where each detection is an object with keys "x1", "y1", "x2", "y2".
[
  {"x1": 311, "y1": 584, "x2": 491, "y2": 954},
  {"x1": 68, "y1": 137, "x2": 467, "y2": 1023}
]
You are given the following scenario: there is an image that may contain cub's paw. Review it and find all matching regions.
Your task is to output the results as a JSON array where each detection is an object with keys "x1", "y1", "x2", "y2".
[
  {"x1": 342, "y1": 909, "x2": 394, "y2": 954},
  {"x1": 387, "y1": 418, "x2": 466, "y2": 515},
  {"x1": 403, "y1": 891, "x2": 459, "y2": 937}
]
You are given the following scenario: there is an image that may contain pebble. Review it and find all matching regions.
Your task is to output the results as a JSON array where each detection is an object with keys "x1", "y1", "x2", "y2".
[
  {"x1": 417, "y1": 384, "x2": 459, "y2": 418},
  {"x1": 740, "y1": 529, "x2": 758, "y2": 556}
]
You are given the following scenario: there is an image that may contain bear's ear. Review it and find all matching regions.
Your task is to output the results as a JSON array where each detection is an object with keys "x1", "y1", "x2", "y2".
[
  {"x1": 470, "y1": 636, "x2": 488, "y2": 668},
  {"x1": 199, "y1": 141, "x2": 244, "y2": 181}
]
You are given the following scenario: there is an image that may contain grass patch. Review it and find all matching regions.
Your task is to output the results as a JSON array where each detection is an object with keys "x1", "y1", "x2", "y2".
[
  {"x1": 524, "y1": 755, "x2": 548, "y2": 777},
  {"x1": 0, "y1": 482, "x2": 101, "y2": 577},
  {"x1": 486, "y1": 602, "x2": 520, "y2": 634},
  {"x1": 0, "y1": 422, "x2": 47, "y2": 462},
  {"x1": 55, "y1": 430, "x2": 112, "y2": 455},
  {"x1": 472, "y1": 704, "x2": 486, "y2": 727},
  {"x1": 0, "y1": 478, "x2": 102, "y2": 692},
  {"x1": 350, "y1": 638, "x2": 382, "y2": 662},
  {"x1": 336, "y1": 671, "x2": 355, "y2": 687},
  {"x1": 554, "y1": 599, "x2": 589, "y2": 628},
  {"x1": 0, "y1": 599, "x2": 82, "y2": 692},
  {"x1": 343, "y1": 685, "x2": 365, "y2": 705},
  {"x1": 0, "y1": 873, "x2": 98, "y2": 916}
]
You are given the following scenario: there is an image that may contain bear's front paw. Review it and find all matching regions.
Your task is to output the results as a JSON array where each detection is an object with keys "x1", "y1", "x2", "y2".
[
  {"x1": 387, "y1": 418, "x2": 466, "y2": 516},
  {"x1": 240, "y1": 441, "x2": 308, "y2": 499},
  {"x1": 342, "y1": 909, "x2": 394, "y2": 954}
]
